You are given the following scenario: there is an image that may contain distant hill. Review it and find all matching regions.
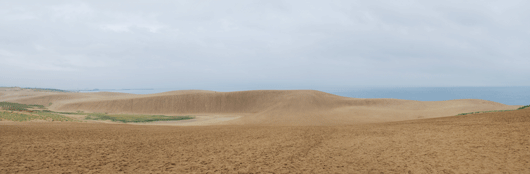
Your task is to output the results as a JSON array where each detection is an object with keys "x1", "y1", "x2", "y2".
[{"x1": 0, "y1": 89, "x2": 519, "y2": 126}]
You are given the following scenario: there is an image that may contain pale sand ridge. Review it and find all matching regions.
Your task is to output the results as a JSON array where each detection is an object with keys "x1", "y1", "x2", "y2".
[{"x1": 0, "y1": 88, "x2": 519, "y2": 126}]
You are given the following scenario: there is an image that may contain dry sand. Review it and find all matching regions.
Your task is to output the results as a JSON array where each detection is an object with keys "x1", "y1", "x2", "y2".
[
  {"x1": 0, "y1": 88, "x2": 528, "y2": 173},
  {"x1": 0, "y1": 88, "x2": 519, "y2": 126},
  {"x1": 1, "y1": 109, "x2": 529, "y2": 173}
]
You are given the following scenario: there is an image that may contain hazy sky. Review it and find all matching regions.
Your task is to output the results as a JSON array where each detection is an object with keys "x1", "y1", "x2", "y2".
[{"x1": 1, "y1": 0, "x2": 529, "y2": 90}]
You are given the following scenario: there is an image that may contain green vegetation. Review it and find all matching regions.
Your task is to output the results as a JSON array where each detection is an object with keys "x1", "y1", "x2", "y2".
[
  {"x1": 0, "y1": 111, "x2": 73, "y2": 122},
  {"x1": 23, "y1": 87, "x2": 71, "y2": 92},
  {"x1": 457, "y1": 104, "x2": 530, "y2": 116},
  {"x1": 85, "y1": 113, "x2": 194, "y2": 123},
  {"x1": 457, "y1": 110, "x2": 514, "y2": 116},
  {"x1": 0, "y1": 102, "x2": 44, "y2": 111},
  {"x1": 518, "y1": 105, "x2": 530, "y2": 110},
  {"x1": 37, "y1": 110, "x2": 85, "y2": 115},
  {"x1": 0, "y1": 102, "x2": 76, "y2": 122},
  {"x1": 0, "y1": 101, "x2": 193, "y2": 123}
]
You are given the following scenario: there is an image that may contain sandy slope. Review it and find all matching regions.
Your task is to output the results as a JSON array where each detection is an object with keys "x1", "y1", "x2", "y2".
[
  {"x1": 1, "y1": 108, "x2": 529, "y2": 173},
  {"x1": 0, "y1": 88, "x2": 519, "y2": 126},
  {"x1": 1, "y1": 88, "x2": 528, "y2": 173}
]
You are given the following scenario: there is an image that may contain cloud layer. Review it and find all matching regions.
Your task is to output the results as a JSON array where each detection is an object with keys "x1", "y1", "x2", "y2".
[{"x1": 1, "y1": 0, "x2": 529, "y2": 90}]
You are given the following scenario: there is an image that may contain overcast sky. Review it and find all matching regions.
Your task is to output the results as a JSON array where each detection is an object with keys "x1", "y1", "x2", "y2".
[{"x1": 1, "y1": 0, "x2": 529, "y2": 90}]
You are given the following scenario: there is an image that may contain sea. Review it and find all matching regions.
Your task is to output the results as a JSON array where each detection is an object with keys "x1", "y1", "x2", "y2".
[{"x1": 76, "y1": 87, "x2": 530, "y2": 106}]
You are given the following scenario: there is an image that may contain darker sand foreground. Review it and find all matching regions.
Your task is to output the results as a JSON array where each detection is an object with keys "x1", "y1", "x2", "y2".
[{"x1": 1, "y1": 108, "x2": 529, "y2": 173}]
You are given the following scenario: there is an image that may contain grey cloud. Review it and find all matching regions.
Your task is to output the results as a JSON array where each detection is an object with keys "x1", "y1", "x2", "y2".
[{"x1": 0, "y1": 0, "x2": 529, "y2": 90}]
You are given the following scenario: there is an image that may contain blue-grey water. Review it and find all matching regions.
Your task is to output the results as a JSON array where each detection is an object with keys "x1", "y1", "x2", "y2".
[
  {"x1": 77, "y1": 87, "x2": 530, "y2": 105},
  {"x1": 325, "y1": 87, "x2": 530, "y2": 106}
]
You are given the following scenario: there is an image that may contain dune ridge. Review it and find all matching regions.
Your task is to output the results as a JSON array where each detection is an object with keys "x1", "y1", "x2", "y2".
[{"x1": 0, "y1": 88, "x2": 519, "y2": 125}]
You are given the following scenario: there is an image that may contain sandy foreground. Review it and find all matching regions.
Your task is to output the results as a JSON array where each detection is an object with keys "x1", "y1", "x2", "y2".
[{"x1": 0, "y1": 88, "x2": 529, "y2": 173}]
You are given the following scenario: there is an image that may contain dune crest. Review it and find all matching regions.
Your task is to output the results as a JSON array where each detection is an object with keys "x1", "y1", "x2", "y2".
[{"x1": 0, "y1": 88, "x2": 519, "y2": 125}]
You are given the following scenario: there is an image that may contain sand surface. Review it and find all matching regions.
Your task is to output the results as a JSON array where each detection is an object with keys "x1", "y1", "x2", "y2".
[
  {"x1": 0, "y1": 88, "x2": 520, "y2": 126},
  {"x1": 1, "y1": 88, "x2": 528, "y2": 173},
  {"x1": 1, "y1": 109, "x2": 529, "y2": 173}
]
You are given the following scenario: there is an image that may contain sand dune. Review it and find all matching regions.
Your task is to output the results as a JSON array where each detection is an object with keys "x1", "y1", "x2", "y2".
[
  {"x1": 1, "y1": 88, "x2": 528, "y2": 173},
  {"x1": 1, "y1": 108, "x2": 529, "y2": 173},
  {"x1": 0, "y1": 88, "x2": 519, "y2": 125}
]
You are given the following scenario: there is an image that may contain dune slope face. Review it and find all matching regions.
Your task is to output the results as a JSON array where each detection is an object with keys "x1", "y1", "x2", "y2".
[{"x1": 43, "y1": 90, "x2": 518, "y2": 125}]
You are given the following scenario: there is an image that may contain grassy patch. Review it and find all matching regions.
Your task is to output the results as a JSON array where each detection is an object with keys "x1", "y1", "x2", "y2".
[
  {"x1": 0, "y1": 102, "x2": 44, "y2": 111},
  {"x1": 39, "y1": 110, "x2": 86, "y2": 115},
  {"x1": 85, "y1": 113, "x2": 194, "y2": 123},
  {"x1": 0, "y1": 101, "x2": 192, "y2": 123},
  {"x1": 457, "y1": 110, "x2": 514, "y2": 116},
  {"x1": 0, "y1": 111, "x2": 73, "y2": 122},
  {"x1": 23, "y1": 87, "x2": 70, "y2": 92},
  {"x1": 518, "y1": 105, "x2": 530, "y2": 110},
  {"x1": 0, "y1": 102, "x2": 73, "y2": 122},
  {"x1": 457, "y1": 104, "x2": 530, "y2": 116}
]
